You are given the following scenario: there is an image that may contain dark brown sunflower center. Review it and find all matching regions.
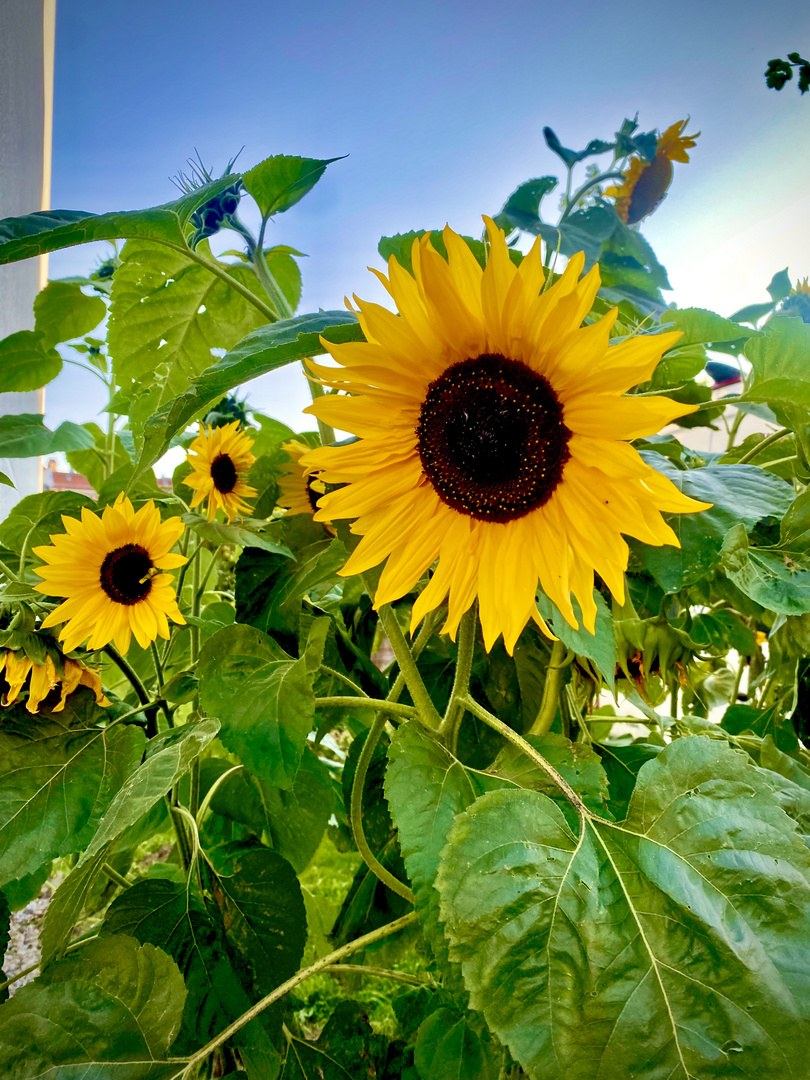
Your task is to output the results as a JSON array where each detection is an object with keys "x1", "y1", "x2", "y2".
[
  {"x1": 99, "y1": 544, "x2": 153, "y2": 605},
  {"x1": 416, "y1": 353, "x2": 571, "y2": 523},
  {"x1": 211, "y1": 453, "x2": 238, "y2": 494}
]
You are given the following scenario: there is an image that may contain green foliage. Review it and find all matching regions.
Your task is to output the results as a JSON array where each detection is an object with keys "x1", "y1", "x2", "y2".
[
  {"x1": 0, "y1": 331, "x2": 62, "y2": 393},
  {"x1": 33, "y1": 280, "x2": 107, "y2": 347},
  {"x1": 242, "y1": 154, "x2": 343, "y2": 218},
  {"x1": 0, "y1": 414, "x2": 94, "y2": 458}
]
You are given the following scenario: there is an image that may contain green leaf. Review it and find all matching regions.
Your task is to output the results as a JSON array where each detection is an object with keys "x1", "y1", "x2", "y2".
[
  {"x1": 208, "y1": 847, "x2": 306, "y2": 997},
  {"x1": 743, "y1": 316, "x2": 810, "y2": 424},
  {"x1": 437, "y1": 736, "x2": 810, "y2": 1080},
  {"x1": 242, "y1": 154, "x2": 343, "y2": 218},
  {"x1": 660, "y1": 306, "x2": 754, "y2": 346},
  {"x1": 280, "y1": 1001, "x2": 388, "y2": 1080},
  {"x1": 0, "y1": 331, "x2": 62, "y2": 392},
  {"x1": 40, "y1": 846, "x2": 112, "y2": 964},
  {"x1": 0, "y1": 472, "x2": 13, "y2": 488},
  {"x1": 495, "y1": 176, "x2": 558, "y2": 230},
  {"x1": 136, "y1": 311, "x2": 363, "y2": 474},
  {"x1": 489, "y1": 733, "x2": 609, "y2": 819},
  {"x1": 0, "y1": 174, "x2": 239, "y2": 264},
  {"x1": 0, "y1": 489, "x2": 95, "y2": 554},
  {"x1": 0, "y1": 414, "x2": 95, "y2": 457},
  {"x1": 414, "y1": 1007, "x2": 499, "y2": 1080},
  {"x1": 108, "y1": 242, "x2": 272, "y2": 442},
  {"x1": 729, "y1": 301, "x2": 776, "y2": 326},
  {"x1": 263, "y1": 246, "x2": 303, "y2": 313},
  {"x1": 103, "y1": 879, "x2": 280, "y2": 1070},
  {"x1": 0, "y1": 721, "x2": 144, "y2": 885},
  {"x1": 64, "y1": 422, "x2": 130, "y2": 494},
  {"x1": 721, "y1": 523, "x2": 810, "y2": 615},
  {"x1": 198, "y1": 624, "x2": 315, "y2": 789},
  {"x1": 182, "y1": 513, "x2": 293, "y2": 558},
  {"x1": 385, "y1": 723, "x2": 505, "y2": 967},
  {"x1": 258, "y1": 749, "x2": 336, "y2": 872},
  {"x1": 0, "y1": 934, "x2": 186, "y2": 1078},
  {"x1": 631, "y1": 452, "x2": 795, "y2": 592},
  {"x1": 767, "y1": 267, "x2": 793, "y2": 302},
  {"x1": 33, "y1": 280, "x2": 106, "y2": 347},
  {"x1": 81, "y1": 718, "x2": 220, "y2": 864},
  {"x1": 537, "y1": 589, "x2": 615, "y2": 690},
  {"x1": 595, "y1": 741, "x2": 662, "y2": 817}
]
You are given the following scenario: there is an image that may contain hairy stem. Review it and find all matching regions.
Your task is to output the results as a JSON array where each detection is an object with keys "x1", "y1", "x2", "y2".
[
  {"x1": 315, "y1": 696, "x2": 419, "y2": 721},
  {"x1": 530, "y1": 639, "x2": 568, "y2": 735},
  {"x1": 461, "y1": 694, "x2": 587, "y2": 817},
  {"x1": 101, "y1": 862, "x2": 131, "y2": 890},
  {"x1": 180, "y1": 912, "x2": 418, "y2": 1075},
  {"x1": 306, "y1": 368, "x2": 336, "y2": 447},
  {"x1": 103, "y1": 644, "x2": 159, "y2": 739},
  {"x1": 0, "y1": 557, "x2": 21, "y2": 583},
  {"x1": 736, "y1": 426, "x2": 791, "y2": 464},
  {"x1": 439, "y1": 601, "x2": 477, "y2": 750},
  {"x1": 319, "y1": 664, "x2": 366, "y2": 697},
  {"x1": 322, "y1": 963, "x2": 429, "y2": 987}
]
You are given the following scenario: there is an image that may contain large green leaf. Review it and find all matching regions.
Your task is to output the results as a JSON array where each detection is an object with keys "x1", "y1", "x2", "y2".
[
  {"x1": 242, "y1": 154, "x2": 343, "y2": 218},
  {"x1": 0, "y1": 721, "x2": 144, "y2": 885},
  {"x1": 108, "y1": 240, "x2": 270, "y2": 406},
  {"x1": 385, "y1": 723, "x2": 504, "y2": 966},
  {"x1": 0, "y1": 414, "x2": 95, "y2": 458},
  {"x1": 660, "y1": 306, "x2": 755, "y2": 347},
  {"x1": 136, "y1": 311, "x2": 363, "y2": 474},
  {"x1": 437, "y1": 736, "x2": 810, "y2": 1080},
  {"x1": 81, "y1": 719, "x2": 220, "y2": 864},
  {"x1": 257, "y1": 749, "x2": 336, "y2": 872},
  {"x1": 0, "y1": 331, "x2": 62, "y2": 392},
  {"x1": 33, "y1": 280, "x2": 106, "y2": 347},
  {"x1": 103, "y1": 879, "x2": 280, "y2": 1071},
  {"x1": 632, "y1": 452, "x2": 795, "y2": 592},
  {"x1": 413, "y1": 1006, "x2": 500, "y2": 1080},
  {"x1": 0, "y1": 175, "x2": 237, "y2": 264},
  {"x1": 0, "y1": 934, "x2": 186, "y2": 1078},
  {"x1": 198, "y1": 624, "x2": 315, "y2": 789},
  {"x1": 39, "y1": 845, "x2": 112, "y2": 964},
  {"x1": 537, "y1": 590, "x2": 615, "y2": 690},
  {"x1": 208, "y1": 847, "x2": 306, "y2": 997},
  {"x1": 182, "y1": 513, "x2": 293, "y2": 558},
  {"x1": 0, "y1": 489, "x2": 95, "y2": 555},
  {"x1": 721, "y1": 523, "x2": 810, "y2": 615},
  {"x1": 488, "y1": 733, "x2": 609, "y2": 820},
  {"x1": 742, "y1": 316, "x2": 810, "y2": 425},
  {"x1": 280, "y1": 1001, "x2": 388, "y2": 1080}
]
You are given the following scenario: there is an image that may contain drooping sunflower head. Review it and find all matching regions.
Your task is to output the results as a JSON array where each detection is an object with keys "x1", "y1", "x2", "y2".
[
  {"x1": 794, "y1": 277, "x2": 810, "y2": 296},
  {"x1": 782, "y1": 277, "x2": 810, "y2": 323},
  {"x1": 301, "y1": 218, "x2": 710, "y2": 654},
  {"x1": 276, "y1": 439, "x2": 329, "y2": 520},
  {"x1": 33, "y1": 494, "x2": 187, "y2": 655},
  {"x1": 606, "y1": 118, "x2": 700, "y2": 224},
  {"x1": 0, "y1": 649, "x2": 109, "y2": 714},
  {"x1": 185, "y1": 420, "x2": 257, "y2": 522}
]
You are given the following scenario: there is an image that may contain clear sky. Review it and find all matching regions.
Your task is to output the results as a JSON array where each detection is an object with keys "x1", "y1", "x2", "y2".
[{"x1": 45, "y1": 0, "x2": 810, "y2": 454}]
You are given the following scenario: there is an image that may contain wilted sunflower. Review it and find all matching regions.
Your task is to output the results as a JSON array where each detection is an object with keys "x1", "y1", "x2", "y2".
[
  {"x1": 276, "y1": 439, "x2": 329, "y2": 518},
  {"x1": 185, "y1": 420, "x2": 257, "y2": 521},
  {"x1": 0, "y1": 650, "x2": 109, "y2": 714},
  {"x1": 302, "y1": 218, "x2": 710, "y2": 653},
  {"x1": 34, "y1": 494, "x2": 187, "y2": 654},
  {"x1": 606, "y1": 119, "x2": 699, "y2": 225}
]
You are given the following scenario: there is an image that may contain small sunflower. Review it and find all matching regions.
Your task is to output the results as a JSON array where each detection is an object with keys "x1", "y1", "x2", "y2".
[
  {"x1": 0, "y1": 650, "x2": 109, "y2": 714},
  {"x1": 276, "y1": 439, "x2": 329, "y2": 519},
  {"x1": 33, "y1": 494, "x2": 187, "y2": 654},
  {"x1": 302, "y1": 219, "x2": 710, "y2": 653},
  {"x1": 185, "y1": 420, "x2": 257, "y2": 521},
  {"x1": 782, "y1": 278, "x2": 810, "y2": 323},
  {"x1": 606, "y1": 119, "x2": 699, "y2": 225}
]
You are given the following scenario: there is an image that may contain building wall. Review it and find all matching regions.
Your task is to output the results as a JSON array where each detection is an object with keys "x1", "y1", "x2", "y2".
[{"x1": 0, "y1": 0, "x2": 56, "y2": 517}]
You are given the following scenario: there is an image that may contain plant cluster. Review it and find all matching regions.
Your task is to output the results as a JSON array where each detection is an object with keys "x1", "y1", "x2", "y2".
[{"x1": 0, "y1": 119, "x2": 809, "y2": 1079}]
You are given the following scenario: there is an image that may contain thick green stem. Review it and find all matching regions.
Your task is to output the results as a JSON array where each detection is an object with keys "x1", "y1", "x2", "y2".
[
  {"x1": 530, "y1": 639, "x2": 568, "y2": 735},
  {"x1": 697, "y1": 395, "x2": 743, "y2": 411},
  {"x1": 736, "y1": 427, "x2": 790, "y2": 464},
  {"x1": 362, "y1": 575, "x2": 441, "y2": 729},
  {"x1": 461, "y1": 694, "x2": 587, "y2": 817},
  {"x1": 316, "y1": 696, "x2": 418, "y2": 721},
  {"x1": 730, "y1": 655, "x2": 747, "y2": 705},
  {"x1": 439, "y1": 601, "x2": 477, "y2": 750},
  {"x1": 103, "y1": 644, "x2": 160, "y2": 739},
  {"x1": 0, "y1": 558, "x2": 21, "y2": 583},
  {"x1": 306, "y1": 371, "x2": 336, "y2": 447},
  {"x1": 560, "y1": 170, "x2": 625, "y2": 220},
  {"x1": 319, "y1": 664, "x2": 366, "y2": 697},
  {"x1": 350, "y1": 711, "x2": 415, "y2": 903},
  {"x1": 101, "y1": 862, "x2": 131, "y2": 890},
  {"x1": 180, "y1": 912, "x2": 418, "y2": 1076},
  {"x1": 322, "y1": 964, "x2": 429, "y2": 987},
  {"x1": 251, "y1": 245, "x2": 293, "y2": 320}
]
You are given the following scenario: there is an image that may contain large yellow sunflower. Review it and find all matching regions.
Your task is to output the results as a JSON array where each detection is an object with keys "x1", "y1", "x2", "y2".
[
  {"x1": 276, "y1": 439, "x2": 329, "y2": 519},
  {"x1": 33, "y1": 494, "x2": 187, "y2": 654},
  {"x1": 185, "y1": 421, "x2": 257, "y2": 522},
  {"x1": 302, "y1": 218, "x2": 710, "y2": 653},
  {"x1": 0, "y1": 650, "x2": 109, "y2": 714},
  {"x1": 606, "y1": 119, "x2": 699, "y2": 225}
]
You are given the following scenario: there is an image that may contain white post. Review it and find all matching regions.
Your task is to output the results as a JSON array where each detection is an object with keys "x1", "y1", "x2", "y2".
[{"x1": 0, "y1": 0, "x2": 57, "y2": 515}]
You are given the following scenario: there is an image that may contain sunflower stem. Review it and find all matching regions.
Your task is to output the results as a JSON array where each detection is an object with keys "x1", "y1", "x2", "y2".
[
  {"x1": 0, "y1": 558, "x2": 21, "y2": 583},
  {"x1": 306, "y1": 369, "x2": 336, "y2": 447},
  {"x1": 250, "y1": 241, "x2": 294, "y2": 321},
  {"x1": 188, "y1": 542, "x2": 203, "y2": 819},
  {"x1": 319, "y1": 664, "x2": 366, "y2": 697},
  {"x1": 736, "y1": 427, "x2": 790, "y2": 464},
  {"x1": 439, "y1": 601, "x2": 477, "y2": 752},
  {"x1": 364, "y1": 587, "x2": 441, "y2": 729},
  {"x1": 460, "y1": 694, "x2": 587, "y2": 818},
  {"x1": 321, "y1": 964, "x2": 431, "y2": 987},
  {"x1": 179, "y1": 912, "x2": 418, "y2": 1077},
  {"x1": 103, "y1": 644, "x2": 159, "y2": 739},
  {"x1": 101, "y1": 862, "x2": 131, "y2": 890},
  {"x1": 315, "y1": 696, "x2": 419, "y2": 721},
  {"x1": 560, "y1": 170, "x2": 625, "y2": 221},
  {"x1": 350, "y1": 710, "x2": 415, "y2": 904},
  {"x1": 530, "y1": 639, "x2": 568, "y2": 736}
]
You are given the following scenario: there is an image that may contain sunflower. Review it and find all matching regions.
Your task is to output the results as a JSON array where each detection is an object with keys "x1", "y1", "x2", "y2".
[
  {"x1": 276, "y1": 439, "x2": 329, "y2": 519},
  {"x1": 33, "y1": 494, "x2": 187, "y2": 654},
  {"x1": 301, "y1": 218, "x2": 710, "y2": 653},
  {"x1": 0, "y1": 650, "x2": 109, "y2": 714},
  {"x1": 782, "y1": 278, "x2": 810, "y2": 323},
  {"x1": 606, "y1": 119, "x2": 699, "y2": 225},
  {"x1": 184, "y1": 420, "x2": 257, "y2": 522}
]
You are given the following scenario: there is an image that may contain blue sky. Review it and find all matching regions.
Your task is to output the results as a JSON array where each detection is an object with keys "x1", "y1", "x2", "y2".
[{"x1": 46, "y1": 0, "x2": 810, "y2": 451}]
